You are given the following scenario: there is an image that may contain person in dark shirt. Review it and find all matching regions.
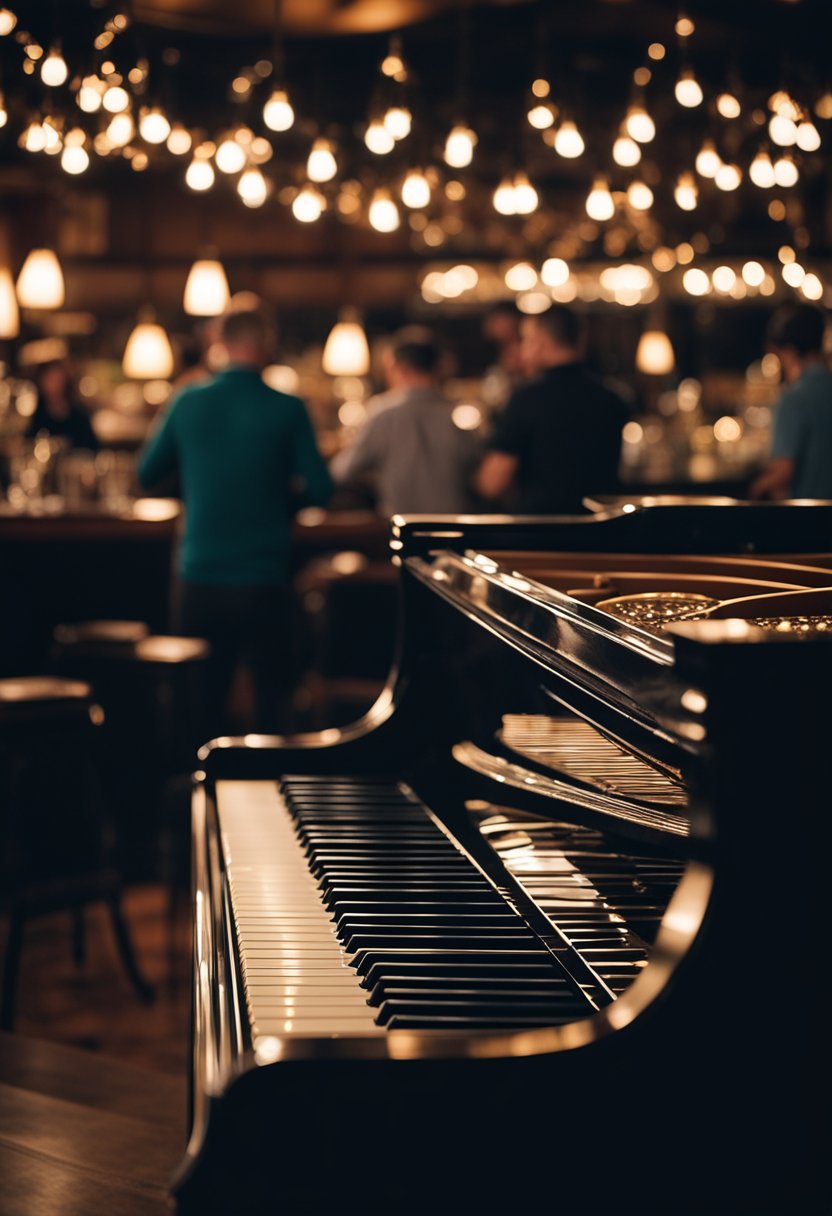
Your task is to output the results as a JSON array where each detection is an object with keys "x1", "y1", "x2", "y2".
[
  {"x1": 475, "y1": 306, "x2": 628, "y2": 514},
  {"x1": 138, "y1": 298, "x2": 332, "y2": 734},
  {"x1": 25, "y1": 358, "x2": 99, "y2": 451}
]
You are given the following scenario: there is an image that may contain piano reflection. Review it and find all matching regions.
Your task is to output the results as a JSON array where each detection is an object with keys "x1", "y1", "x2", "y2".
[{"x1": 174, "y1": 502, "x2": 832, "y2": 1215}]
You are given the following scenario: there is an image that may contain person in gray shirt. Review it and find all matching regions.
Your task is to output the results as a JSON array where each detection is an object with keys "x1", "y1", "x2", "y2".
[{"x1": 331, "y1": 327, "x2": 482, "y2": 516}]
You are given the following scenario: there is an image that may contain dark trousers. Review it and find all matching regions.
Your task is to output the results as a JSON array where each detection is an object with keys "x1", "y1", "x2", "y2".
[{"x1": 174, "y1": 581, "x2": 294, "y2": 737}]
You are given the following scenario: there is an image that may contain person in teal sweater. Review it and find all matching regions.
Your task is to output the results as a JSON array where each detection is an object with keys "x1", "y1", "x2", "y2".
[{"x1": 138, "y1": 300, "x2": 332, "y2": 734}]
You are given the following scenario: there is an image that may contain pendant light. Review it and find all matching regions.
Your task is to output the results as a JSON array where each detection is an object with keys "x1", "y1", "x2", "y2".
[
  {"x1": 0, "y1": 266, "x2": 20, "y2": 338},
  {"x1": 16, "y1": 248, "x2": 65, "y2": 309},
  {"x1": 322, "y1": 308, "x2": 370, "y2": 376},
  {"x1": 636, "y1": 330, "x2": 675, "y2": 375},
  {"x1": 183, "y1": 259, "x2": 230, "y2": 317},
  {"x1": 123, "y1": 311, "x2": 175, "y2": 379}
]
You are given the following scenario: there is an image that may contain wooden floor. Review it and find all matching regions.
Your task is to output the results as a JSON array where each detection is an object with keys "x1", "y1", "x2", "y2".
[{"x1": 1, "y1": 884, "x2": 191, "y2": 1077}]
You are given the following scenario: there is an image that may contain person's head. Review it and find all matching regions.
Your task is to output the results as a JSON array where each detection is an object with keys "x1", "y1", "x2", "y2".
[
  {"x1": 36, "y1": 358, "x2": 71, "y2": 399},
  {"x1": 766, "y1": 304, "x2": 826, "y2": 382},
  {"x1": 520, "y1": 305, "x2": 582, "y2": 375},
  {"x1": 219, "y1": 296, "x2": 275, "y2": 367},
  {"x1": 483, "y1": 301, "x2": 521, "y2": 348},
  {"x1": 382, "y1": 326, "x2": 442, "y2": 388}
]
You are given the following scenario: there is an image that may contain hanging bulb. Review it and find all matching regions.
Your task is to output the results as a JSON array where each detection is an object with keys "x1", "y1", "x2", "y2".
[
  {"x1": 716, "y1": 92, "x2": 741, "y2": 119},
  {"x1": 714, "y1": 162, "x2": 741, "y2": 191},
  {"x1": 749, "y1": 150, "x2": 776, "y2": 188},
  {"x1": 139, "y1": 108, "x2": 171, "y2": 144},
  {"x1": 166, "y1": 124, "x2": 192, "y2": 156},
  {"x1": 22, "y1": 121, "x2": 48, "y2": 153},
  {"x1": 183, "y1": 259, "x2": 230, "y2": 316},
  {"x1": 541, "y1": 257, "x2": 570, "y2": 287},
  {"x1": 796, "y1": 120, "x2": 821, "y2": 152},
  {"x1": 215, "y1": 138, "x2": 246, "y2": 174},
  {"x1": 816, "y1": 92, "x2": 832, "y2": 120},
  {"x1": 292, "y1": 185, "x2": 324, "y2": 223},
  {"x1": 368, "y1": 189, "x2": 400, "y2": 233},
  {"x1": 674, "y1": 171, "x2": 698, "y2": 211},
  {"x1": 307, "y1": 138, "x2": 337, "y2": 183},
  {"x1": 0, "y1": 266, "x2": 19, "y2": 338},
  {"x1": 675, "y1": 68, "x2": 703, "y2": 108},
  {"x1": 624, "y1": 104, "x2": 655, "y2": 143},
  {"x1": 102, "y1": 84, "x2": 130, "y2": 113},
  {"x1": 41, "y1": 46, "x2": 68, "y2": 87},
  {"x1": 493, "y1": 176, "x2": 517, "y2": 215},
  {"x1": 627, "y1": 180, "x2": 653, "y2": 210},
  {"x1": 585, "y1": 177, "x2": 615, "y2": 221},
  {"x1": 636, "y1": 330, "x2": 674, "y2": 375},
  {"x1": 77, "y1": 76, "x2": 105, "y2": 112},
  {"x1": 553, "y1": 120, "x2": 585, "y2": 158},
  {"x1": 613, "y1": 133, "x2": 641, "y2": 167},
  {"x1": 712, "y1": 266, "x2": 737, "y2": 293},
  {"x1": 773, "y1": 155, "x2": 799, "y2": 187},
  {"x1": 61, "y1": 138, "x2": 90, "y2": 175},
  {"x1": 0, "y1": 8, "x2": 18, "y2": 36},
  {"x1": 695, "y1": 139, "x2": 721, "y2": 178},
  {"x1": 41, "y1": 118, "x2": 61, "y2": 154},
  {"x1": 185, "y1": 155, "x2": 215, "y2": 191},
  {"x1": 527, "y1": 102, "x2": 555, "y2": 130},
  {"x1": 365, "y1": 120, "x2": 395, "y2": 155},
  {"x1": 769, "y1": 113, "x2": 797, "y2": 146},
  {"x1": 444, "y1": 124, "x2": 476, "y2": 168},
  {"x1": 383, "y1": 105, "x2": 412, "y2": 140},
  {"x1": 106, "y1": 113, "x2": 134, "y2": 147},
  {"x1": 16, "y1": 249, "x2": 65, "y2": 309},
  {"x1": 322, "y1": 308, "x2": 370, "y2": 376},
  {"x1": 512, "y1": 172, "x2": 538, "y2": 215},
  {"x1": 123, "y1": 315, "x2": 175, "y2": 379},
  {"x1": 263, "y1": 88, "x2": 294, "y2": 132},
  {"x1": 401, "y1": 169, "x2": 431, "y2": 209},
  {"x1": 238, "y1": 167, "x2": 268, "y2": 207}
]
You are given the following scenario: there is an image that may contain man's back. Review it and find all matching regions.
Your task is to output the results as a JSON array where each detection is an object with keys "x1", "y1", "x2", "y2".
[
  {"x1": 772, "y1": 365, "x2": 832, "y2": 499},
  {"x1": 138, "y1": 366, "x2": 331, "y2": 584},
  {"x1": 489, "y1": 363, "x2": 627, "y2": 513}
]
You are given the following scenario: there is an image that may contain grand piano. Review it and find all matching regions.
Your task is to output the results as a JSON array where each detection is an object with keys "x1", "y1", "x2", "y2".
[{"x1": 174, "y1": 502, "x2": 832, "y2": 1215}]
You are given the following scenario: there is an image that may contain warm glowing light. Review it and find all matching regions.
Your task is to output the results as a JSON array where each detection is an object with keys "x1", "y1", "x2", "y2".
[
  {"x1": 675, "y1": 14, "x2": 695, "y2": 36},
  {"x1": 0, "y1": 8, "x2": 18, "y2": 35},
  {"x1": 77, "y1": 77, "x2": 104, "y2": 112},
  {"x1": 505, "y1": 262, "x2": 537, "y2": 292},
  {"x1": 782, "y1": 262, "x2": 805, "y2": 288},
  {"x1": 444, "y1": 125, "x2": 476, "y2": 168},
  {"x1": 517, "y1": 291, "x2": 552, "y2": 315},
  {"x1": 647, "y1": 42, "x2": 665, "y2": 61},
  {"x1": 714, "y1": 162, "x2": 741, "y2": 191},
  {"x1": 16, "y1": 249, "x2": 65, "y2": 309},
  {"x1": 636, "y1": 330, "x2": 674, "y2": 375},
  {"x1": 22, "y1": 122, "x2": 48, "y2": 153},
  {"x1": 676, "y1": 242, "x2": 695, "y2": 264},
  {"x1": 364, "y1": 120, "x2": 395, "y2": 155},
  {"x1": 714, "y1": 415, "x2": 741, "y2": 442},
  {"x1": 624, "y1": 105, "x2": 655, "y2": 143},
  {"x1": 553, "y1": 120, "x2": 585, "y2": 158},
  {"x1": 123, "y1": 320, "x2": 175, "y2": 379},
  {"x1": 796, "y1": 121, "x2": 821, "y2": 152},
  {"x1": 716, "y1": 92, "x2": 741, "y2": 119},
  {"x1": 263, "y1": 89, "x2": 294, "y2": 132},
  {"x1": 769, "y1": 113, "x2": 797, "y2": 146},
  {"x1": 368, "y1": 189, "x2": 400, "y2": 233},
  {"x1": 137, "y1": 108, "x2": 169, "y2": 144},
  {"x1": 749, "y1": 150, "x2": 776, "y2": 188},
  {"x1": 493, "y1": 177, "x2": 516, "y2": 215},
  {"x1": 1, "y1": 94, "x2": 9, "y2": 128},
  {"x1": 695, "y1": 140, "x2": 721, "y2": 178},
  {"x1": 512, "y1": 172, "x2": 538, "y2": 215},
  {"x1": 307, "y1": 138, "x2": 337, "y2": 183},
  {"x1": 0, "y1": 267, "x2": 20, "y2": 338},
  {"x1": 674, "y1": 172, "x2": 698, "y2": 211},
  {"x1": 238, "y1": 167, "x2": 268, "y2": 207},
  {"x1": 185, "y1": 156, "x2": 215, "y2": 191},
  {"x1": 773, "y1": 155, "x2": 798, "y2": 187},
  {"x1": 452, "y1": 403, "x2": 482, "y2": 430},
  {"x1": 712, "y1": 266, "x2": 736, "y2": 293},
  {"x1": 778, "y1": 245, "x2": 795, "y2": 264},
  {"x1": 613, "y1": 134, "x2": 641, "y2": 167},
  {"x1": 102, "y1": 84, "x2": 129, "y2": 113},
  {"x1": 585, "y1": 177, "x2": 615, "y2": 221},
  {"x1": 742, "y1": 260, "x2": 765, "y2": 287},
  {"x1": 652, "y1": 247, "x2": 677, "y2": 272},
  {"x1": 541, "y1": 257, "x2": 570, "y2": 287},
  {"x1": 166, "y1": 125, "x2": 192, "y2": 155},
  {"x1": 532, "y1": 78, "x2": 550, "y2": 98},
  {"x1": 41, "y1": 48, "x2": 68, "y2": 87},
  {"x1": 682, "y1": 267, "x2": 710, "y2": 296},
  {"x1": 215, "y1": 138, "x2": 246, "y2": 174},
  {"x1": 383, "y1": 105, "x2": 411, "y2": 140},
  {"x1": 322, "y1": 309, "x2": 370, "y2": 375},
  {"x1": 106, "y1": 113, "x2": 134, "y2": 146},
  {"x1": 292, "y1": 185, "x2": 324, "y2": 223},
  {"x1": 61, "y1": 143, "x2": 89, "y2": 174},
  {"x1": 401, "y1": 170, "x2": 430, "y2": 209},
  {"x1": 528, "y1": 103, "x2": 555, "y2": 130},
  {"x1": 801, "y1": 273, "x2": 823, "y2": 301},
  {"x1": 816, "y1": 92, "x2": 832, "y2": 120},
  {"x1": 183, "y1": 259, "x2": 230, "y2": 316},
  {"x1": 675, "y1": 69, "x2": 703, "y2": 108},
  {"x1": 627, "y1": 180, "x2": 653, "y2": 210}
]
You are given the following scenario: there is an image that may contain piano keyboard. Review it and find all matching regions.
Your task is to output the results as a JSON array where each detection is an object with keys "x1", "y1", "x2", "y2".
[
  {"x1": 501, "y1": 714, "x2": 687, "y2": 805},
  {"x1": 218, "y1": 776, "x2": 605, "y2": 1036}
]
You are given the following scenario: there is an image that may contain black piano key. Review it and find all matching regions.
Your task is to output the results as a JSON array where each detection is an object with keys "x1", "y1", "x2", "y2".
[
  {"x1": 384, "y1": 1014, "x2": 579, "y2": 1029},
  {"x1": 375, "y1": 998, "x2": 579, "y2": 1025},
  {"x1": 344, "y1": 932, "x2": 540, "y2": 952},
  {"x1": 351, "y1": 948, "x2": 550, "y2": 977}
]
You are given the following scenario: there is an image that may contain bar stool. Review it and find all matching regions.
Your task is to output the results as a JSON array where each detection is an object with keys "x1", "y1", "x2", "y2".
[{"x1": 0, "y1": 676, "x2": 154, "y2": 1031}]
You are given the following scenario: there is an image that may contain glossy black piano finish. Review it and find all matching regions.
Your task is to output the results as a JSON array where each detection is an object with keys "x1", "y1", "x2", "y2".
[{"x1": 175, "y1": 505, "x2": 832, "y2": 1216}]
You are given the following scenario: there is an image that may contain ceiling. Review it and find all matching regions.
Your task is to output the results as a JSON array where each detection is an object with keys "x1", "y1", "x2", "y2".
[{"x1": 131, "y1": 0, "x2": 460, "y2": 36}]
